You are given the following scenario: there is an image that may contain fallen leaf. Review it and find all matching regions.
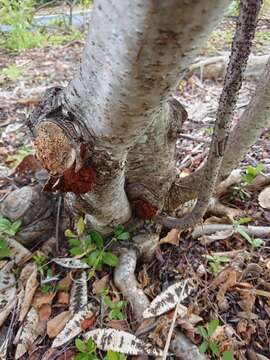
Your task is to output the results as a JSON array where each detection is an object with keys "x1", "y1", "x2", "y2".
[
  {"x1": 70, "y1": 271, "x2": 88, "y2": 313},
  {"x1": 6, "y1": 238, "x2": 31, "y2": 264},
  {"x1": 159, "y1": 229, "x2": 181, "y2": 246},
  {"x1": 52, "y1": 304, "x2": 95, "y2": 348},
  {"x1": 0, "y1": 261, "x2": 15, "y2": 291},
  {"x1": 33, "y1": 291, "x2": 56, "y2": 309},
  {"x1": 92, "y1": 274, "x2": 109, "y2": 295},
  {"x1": 0, "y1": 285, "x2": 16, "y2": 327},
  {"x1": 80, "y1": 313, "x2": 95, "y2": 331},
  {"x1": 106, "y1": 319, "x2": 130, "y2": 331},
  {"x1": 47, "y1": 311, "x2": 72, "y2": 338},
  {"x1": 39, "y1": 303, "x2": 52, "y2": 321},
  {"x1": 57, "y1": 291, "x2": 69, "y2": 305},
  {"x1": 19, "y1": 263, "x2": 38, "y2": 322},
  {"x1": 15, "y1": 307, "x2": 39, "y2": 359},
  {"x1": 212, "y1": 268, "x2": 237, "y2": 307},
  {"x1": 143, "y1": 279, "x2": 195, "y2": 319},
  {"x1": 53, "y1": 258, "x2": 90, "y2": 269},
  {"x1": 56, "y1": 349, "x2": 77, "y2": 360},
  {"x1": 199, "y1": 229, "x2": 234, "y2": 245},
  {"x1": 57, "y1": 272, "x2": 72, "y2": 292},
  {"x1": 83, "y1": 328, "x2": 163, "y2": 357}
]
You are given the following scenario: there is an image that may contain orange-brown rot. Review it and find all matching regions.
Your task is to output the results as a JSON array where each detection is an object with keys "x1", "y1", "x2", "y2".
[
  {"x1": 134, "y1": 199, "x2": 158, "y2": 220},
  {"x1": 34, "y1": 122, "x2": 76, "y2": 176}
]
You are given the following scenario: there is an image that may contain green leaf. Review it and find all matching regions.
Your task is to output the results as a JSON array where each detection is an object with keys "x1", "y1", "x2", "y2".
[
  {"x1": 209, "y1": 340, "x2": 220, "y2": 356},
  {"x1": 103, "y1": 296, "x2": 114, "y2": 309},
  {"x1": 117, "y1": 232, "x2": 130, "y2": 241},
  {"x1": 237, "y1": 217, "x2": 253, "y2": 225},
  {"x1": 65, "y1": 229, "x2": 76, "y2": 238},
  {"x1": 252, "y1": 238, "x2": 264, "y2": 248},
  {"x1": 256, "y1": 163, "x2": 264, "y2": 173},
  {"x1": 75, "y1": 354, "x2": 89, "y2": 360},
  {"x1": 222, "y1": 349, "x2": 233, "y2": 360},
  {"x1": 207, "y1": 318, "x2": 219, "y2": 336},
  {"x1": 0, "y1": 239, "x2": 10, "y2": 258},
  {"x1": 76, "y1": 217, "x2": 86, "y2": 236},
  {"x1": 196, "y1": 325, "x2": 208, "y2": 339},
  {"x1": 102, "y1": 252, "x2": 119, "y2": 267},
  {"x1": 11, "y1": 219, "x2": 22, "y2": 234},
  {"x1": 198, "y1": 341, "x2": 208, "y2": 353},
  {"x1": 218, "y1": 256, "x2": 230, "y2": 263},
  {"x1": 246, "y1": 165, "x2": 257, "y2": 176},
  {"x1": 0, "y1": 217, "x2": 12, "y2": 232},
  {"x1": 237, "y1": 228, "x2": 252, "y2": 244},
  {"x1": 114, "y1": 225, "x2": 125, "y2": 237},
  {"x1": 109, "y1": 309, "x2": 124, "y2": 320},
  {"x1": 89, "y1": 230, "x2": 104, "y2": 248},
  {"x1": 209, "y1": 262, "x2": 219, "y2": 274},
  {"x1": 68, "y1": 238, "x2": 81, "y2": 247},
  {"x1": 115, "y1": 300, "x2": 127, "y2": 310},
  {"x1": 70, "y1": 247, "x2": 84, "y2": 256},
  {"x1": 87, "y1": 250, "x2": 100, "y2": 266},
  {"x1": 75, "y1": 338, "x2": 87, "y2": 353},
  {"x1": 106, "y1": 350, "x2": 119, "y2": 360},
  {"x1": 84, "y1": 236, "x2": 92, "y2": 247},
  {"x1": 86, "y1": 337, "x2": 96, "y2": 353}
]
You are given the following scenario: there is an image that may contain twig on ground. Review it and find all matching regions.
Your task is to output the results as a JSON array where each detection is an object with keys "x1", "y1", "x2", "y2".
[{"x1": 192, "y1": 224, "x2": 270, "y2": 239}]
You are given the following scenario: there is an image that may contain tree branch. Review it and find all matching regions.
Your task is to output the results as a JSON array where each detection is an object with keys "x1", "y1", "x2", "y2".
[{"x1": 157, "y1": 0, "x2": 262, "y2": 229}]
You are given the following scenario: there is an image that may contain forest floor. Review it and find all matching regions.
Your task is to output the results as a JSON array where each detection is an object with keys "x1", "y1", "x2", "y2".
[{"x1": 0, "y1": 17, "x2": 270, "y2": 360}]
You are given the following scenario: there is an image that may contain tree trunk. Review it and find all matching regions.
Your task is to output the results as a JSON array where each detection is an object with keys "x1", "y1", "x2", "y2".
[{"x1": 30, "y1": 0, "x2": 231, "y2": 232}]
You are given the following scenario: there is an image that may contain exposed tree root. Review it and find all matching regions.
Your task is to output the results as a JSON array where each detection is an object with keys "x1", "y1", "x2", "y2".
[
  {"x1": 114, "y1": 248, "x2": 150, "y2": 323},
  {"x1": 192, "y1": 224, "x2": 270, "y2": 239},
  {"x1": 208, "y1": 198, "x2": 243, "y2": 219},
  {"x1": 170, "y1": 331, "x2": 207, "y2": 360}
]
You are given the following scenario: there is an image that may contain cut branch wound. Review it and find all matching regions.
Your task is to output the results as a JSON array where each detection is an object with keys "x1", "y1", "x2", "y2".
[{"x1": 156, "y1": 0, "x2": 262, "y2": 229}]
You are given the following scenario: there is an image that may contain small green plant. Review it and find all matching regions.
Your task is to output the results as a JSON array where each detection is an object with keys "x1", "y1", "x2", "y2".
[
  {"x1": 233, "y1": 218, "x2": 264, "y2": 249},
  {"x1": 222, "y1": 349, "x2": 234, "y2": 360},
  {"x1": 205, "y1": 255, "x2": 230, "y2": 275},
  {"x1": 66, "y1": 217, "x2": 119, "y2": 278},
  {"x1": 197, "y1": 318, "x2": 220, "y2": 357},
  {"x1": 32, "y1": 251, "x2": 56, "y2": 293},
  {"x1": 0, "y1": 0, "x2": 48, "y2": 51},
  {"x1": 7, "y1": 146, "x2": 35, "y2": 168},
  {"x1": 102, "y1": 289, "x2": 127, "y2": 320},
  {"x1": 1, "y1": 64, "x2": 22, "y2": 80},
  {"x1": 230, "y1": 184, "x2": 249, "y2": 201},
  {"x1": 113, "y1": 225, "x2": 130, "y2": 241},
  {"x1": 75, "y1": 337, "x2": 99, "y2": 360},
  {"x1": 242, "y1": 164, "x2": 264, "y2": 185},
  {"x1": 0, "y1": 216, "x2": 22, "y2": 258},
  {"x1": 105, "y1": 351, "x2": 126, "y2": 360}
]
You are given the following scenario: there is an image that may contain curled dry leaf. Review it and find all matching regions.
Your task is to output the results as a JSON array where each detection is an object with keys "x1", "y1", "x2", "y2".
[
  {"x1": 70, "y1": 271, "x2": 88, "y2": 313},
  {"x1": 47, "y1": 311, "x2": 72, "y2": 338},
  {"x1": 53, "y1": 258, "x2": 90, "y2": 269},
  {"x1": 33, "y1": 291, "x2": 56, "y2": 309},
  {"x1": 15, "y1": 307, "x2": 39, "y2": 359},
  {"x1": 240, "y1": 289, "x2": 256, "y2": 314},
  {"x1": 92, "y1": 274, "x2": 109, "y2": 295},
  {"x1": 258, "y1": 186, "x2": 270, "y2": 209},
  {"x1": 159, "y1": 229, "x2": 181, "y2": 246},
  {"x1": 19, "y1": 263, "x2": 38, "y2": 322},
  {"x1": 212, "y1": 268, "x2": 237, "y2": 307},
  {"x1": 83, "y1": 328, "x2": 163, "y2": 357},
  {"x1": 52, "y1": 303, "x2": 95, "y2": 348},
  {"x1": 143, "y1": 280, "x2": 195, "y2": 319}
]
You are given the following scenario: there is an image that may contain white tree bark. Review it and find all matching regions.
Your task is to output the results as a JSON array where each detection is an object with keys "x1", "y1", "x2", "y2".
[{"x1": 58, "y1": 0, "x2": 231, "y2": 230}]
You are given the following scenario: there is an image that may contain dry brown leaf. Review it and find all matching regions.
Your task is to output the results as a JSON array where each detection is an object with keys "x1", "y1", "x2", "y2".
[
  {"x1": 80, "y1": 313, "x2": 96, "y2": 331},
  {"x1": 33, "y1": 291, "x2": 56, "y2": 308},
  {"x1": 92, "y1": 274, "x2": 109, "y2": 295},
  {"x1": 57, "y1": 272, "x2": 72, "y2": 292},
  {"x1": 39, "y1": 303, "x2": 52, "y2": 321},
  {"x1": 19, "y1": 263, "x2": 38, "y2": 322},
  {"x1": 47, "y1": 311, "x2": 72, "y2": 338},
  {"x1": 56, "y1": 349, "x2": 77, "y2": 360},
  {"x1": 159, "y1": 229, "x2": 181, "y2": 245},
  {"x1": 212, "y1": 268, "x2": 237, "y2": 307},
  {"x1": 240, "y1": 289, "x2": 256, "y2": 313},
  {"x1": 57, "y1": 291, "x2": 69, "y2": 305},
  {"x1": 106, "y1": 319, "x2": 130, "y2": 331}
]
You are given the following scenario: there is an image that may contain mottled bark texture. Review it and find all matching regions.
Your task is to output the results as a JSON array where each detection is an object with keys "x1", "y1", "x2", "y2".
[
  {"x1": 29, "y1": 0, "x2": 231, "y2": 231},
  {"x1": 157, "y1": 0, "x2": 261, "y2": 229},
  {"x1": 168, "y1": 54, "x2": 270, "y2": 210}
]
